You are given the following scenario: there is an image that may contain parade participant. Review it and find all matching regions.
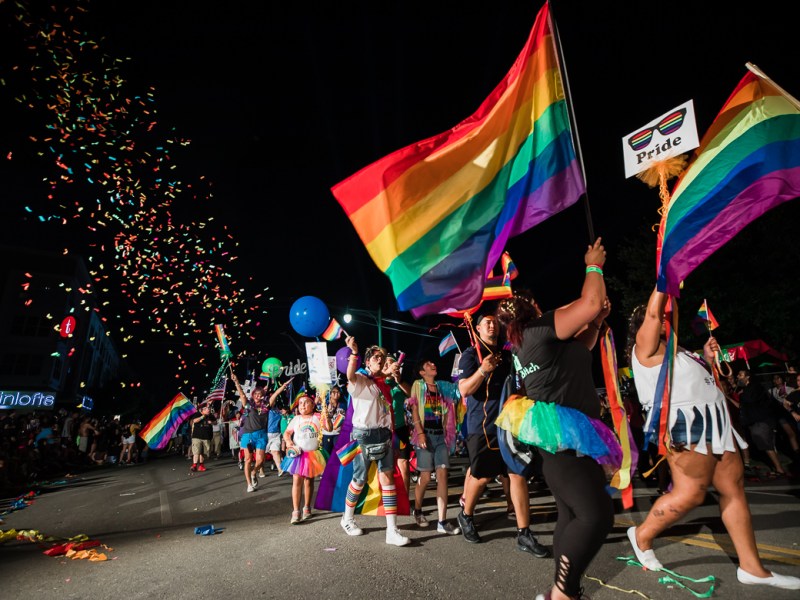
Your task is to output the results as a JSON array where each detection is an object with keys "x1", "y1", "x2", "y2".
[
  {"x1": 266, "y1": 381, "x2": 288, "y2": 476},
  {"x1": 408, "y1": 359, "x2": 461, "y2": 535},
  {"x1": 383, "y1": 354, "x2": 412, "y2": 492},
  {"x1": 320, "y1": 386, "x2": 346, "y2": 455},
  {"x1": 495, "y1": 239, "x2": 619, "y2": 600},
  {"x1": 282, "y1": 394, "x2": 332, "y2": 524},
  {"x1": 340, "y1": 336, "x2": 409, "y2": 547},
  {"x1": 627, "y1": 289, "x2": 800, "y2": 590},
  {"x1": 232, "y1": 371, "x2": 291, "y2": 492},
  {"x1": 189, "y1": 404, "x2": 214, "y2": 472},
  {"x1": 457, "y1": 314, "x2": 542, "y2": 556}
]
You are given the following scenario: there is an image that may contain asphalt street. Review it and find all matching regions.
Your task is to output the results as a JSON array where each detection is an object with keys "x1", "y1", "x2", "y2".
[{"x1": 1, "y1": 453, "x2": 798, "y2": 600}]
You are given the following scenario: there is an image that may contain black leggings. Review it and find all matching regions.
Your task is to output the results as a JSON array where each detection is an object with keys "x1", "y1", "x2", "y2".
[{"x1": 541, "y1": 451, "x2": 614, "y2": 597}]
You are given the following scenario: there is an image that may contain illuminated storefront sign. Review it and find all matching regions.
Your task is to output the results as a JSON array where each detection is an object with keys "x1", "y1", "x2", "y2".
[{"x1": 0, "y1": 390, "x2": 56, "y2": 410}]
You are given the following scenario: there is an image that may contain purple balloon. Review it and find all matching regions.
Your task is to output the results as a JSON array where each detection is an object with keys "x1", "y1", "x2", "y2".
[{"x1": 335, "y1": 345, "x2": 360, "y2": 374}]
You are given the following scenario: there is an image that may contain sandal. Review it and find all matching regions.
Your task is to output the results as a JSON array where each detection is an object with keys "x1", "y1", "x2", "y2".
[
  {"x1": 290, "y1": 510, "x2": 301, "y2": 525},
  {"x1": 302, "y1": 506, "x2": 312, "y2": 521}
]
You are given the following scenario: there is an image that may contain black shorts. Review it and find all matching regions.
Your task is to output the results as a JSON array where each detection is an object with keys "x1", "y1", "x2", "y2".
[
  {"x1": 466, "y1": 432, "x2": 507, "y2": 479},
  {"x1": 393, "y1": 425, "x2": 411, "y2": 461}
]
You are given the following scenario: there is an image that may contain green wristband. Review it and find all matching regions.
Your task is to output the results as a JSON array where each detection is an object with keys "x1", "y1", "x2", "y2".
[{"x1": 585, "y1": 265, "x2": 604, "y2": 276}]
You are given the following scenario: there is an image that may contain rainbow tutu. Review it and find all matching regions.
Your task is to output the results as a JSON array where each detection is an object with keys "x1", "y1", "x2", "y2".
[
  {"x1": 496, "y1": 397, "x2": 633, "y2": 471},
  {"x1": 281, "y1": 448, "x2": 329, "y2": 478}
]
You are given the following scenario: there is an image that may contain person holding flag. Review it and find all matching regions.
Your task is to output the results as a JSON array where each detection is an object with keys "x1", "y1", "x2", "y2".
[{"x1": 627, "y1": 287, "x2": 799, "y2": 590}]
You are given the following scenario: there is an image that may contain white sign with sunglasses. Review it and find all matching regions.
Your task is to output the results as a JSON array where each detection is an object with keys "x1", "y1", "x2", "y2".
[{"x1": 622, "y1": 99, "x2": 699, "y2": 178}]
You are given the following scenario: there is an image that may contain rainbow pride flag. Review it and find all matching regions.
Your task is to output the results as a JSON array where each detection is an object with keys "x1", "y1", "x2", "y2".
[
  {"x1": 335, "y1": 439, "x2": 362, "y2": 465},
  {"x1": 332, "y1": 2, "x2": 585, "y2": 317},
  {"x1": 139, "y1": 392, "x2": 196, "y2": 450},
  {"x1": 214, "y1": 324, "x2": 232, "y2": 357},
  {"x1": 321, "y1": 318, "x2": 344, "y2": 341},
  {"x1": 696, "y1": 300, "x2": 720, "y2": 330},
  {"x1": 658, "y1": 65, "x2": 800, "y2": 296}
]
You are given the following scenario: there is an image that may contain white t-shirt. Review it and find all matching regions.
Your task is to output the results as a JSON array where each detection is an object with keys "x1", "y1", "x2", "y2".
[
  {"x1": 347, "y1": 372, "x2": 392, "y2": 430},
  {"x1": 289, "y1": 414, "x2": 321, "y2": 452}
]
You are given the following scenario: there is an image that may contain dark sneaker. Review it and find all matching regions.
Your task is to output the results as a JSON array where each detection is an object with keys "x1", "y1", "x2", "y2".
[
  {"x1": 517, "y1": 528, "x2": 549, "y2": 558},
  {"x1": 457, "y1": 510, "x2": 481, "y2": 543}
]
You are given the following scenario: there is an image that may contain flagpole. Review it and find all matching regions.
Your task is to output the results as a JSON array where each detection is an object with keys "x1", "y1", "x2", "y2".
[
  {"x1": 548, "y1": 0, "x2": 595, "y2": 242},
  {"x1": 704, "y1": 298, "x2": 712, "y2": 337},
  {"x1": 746, "y1": 62, "x2": 800, "y2": 111}
]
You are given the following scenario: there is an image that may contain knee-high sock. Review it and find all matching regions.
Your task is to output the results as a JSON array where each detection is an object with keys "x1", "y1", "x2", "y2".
[
  {"x1": 383, "y1": 484, "x2": 398, "y2": 528},
  {"x1": 344, "y1": 480, "x2": 364, "y2": 520}
]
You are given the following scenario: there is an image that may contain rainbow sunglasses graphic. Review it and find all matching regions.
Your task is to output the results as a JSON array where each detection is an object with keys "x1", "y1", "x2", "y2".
[{"x1": 627, "y1": 107, "x2": 687, "y2": 151}]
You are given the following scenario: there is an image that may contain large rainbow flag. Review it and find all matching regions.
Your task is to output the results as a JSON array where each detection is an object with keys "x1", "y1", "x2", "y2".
[
  {"x1": 657, "y1": 65, "x2": 800, "y2": 296},
  {"x1": 332, "y1": 2, "x2": 585, "y2": 317},
  {"x1": 139, "y1": 392, "x2": 197, "y2": 450}
]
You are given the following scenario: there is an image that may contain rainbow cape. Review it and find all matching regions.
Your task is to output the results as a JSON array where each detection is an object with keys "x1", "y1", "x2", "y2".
[
  {"x1": 657, "y1": 66, "x2": 800, "y2": 295},
  {"x1": 332, "y1": 2, "x2": 585, "y2": 316},
  {"x1": 315, "y1": 399, "x2": 410, "y2": 516},
  {"x1": 139, "y1": 392, "x2": 197, "y2": 450}
]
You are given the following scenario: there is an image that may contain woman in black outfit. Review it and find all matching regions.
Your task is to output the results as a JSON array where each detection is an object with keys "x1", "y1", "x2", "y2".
[{"x1": 496, "y1": 238, "x2": 620, "y2": 600}]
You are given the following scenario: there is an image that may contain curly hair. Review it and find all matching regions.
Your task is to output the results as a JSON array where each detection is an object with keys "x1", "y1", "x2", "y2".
[
  {"x1": 495, "y1": 289, "x2": 539, "y2": 348},
  {"x1": 624, "y1": 304, "x2": 647, "y2": 367}
]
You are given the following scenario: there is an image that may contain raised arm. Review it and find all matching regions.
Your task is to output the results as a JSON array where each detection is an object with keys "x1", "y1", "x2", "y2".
[
  {"x1": 553, "y1": 238, "x2": 607, "y2": 340},
  {"x1": 229, "y1": 368, "x2": 248, "y2": 405},
  {"x1": 269, "y1": 378, "x2": 293, "y2": 407},
  {"x1": 345, "y1": 335, "x2": 360, "y2": 384},
  {"x1": 634, "y1": 287, "x2": 668, "y2": 364}
]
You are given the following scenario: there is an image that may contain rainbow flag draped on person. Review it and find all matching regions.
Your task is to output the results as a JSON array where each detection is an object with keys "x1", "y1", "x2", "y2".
[
  {"x1": 139, "y1": 392, "x2": 197, "y2": 450},
  {"x1": 331, "y1": 2, "x2": 585, "y2": 317},
  {"x1": 657, "y1": 64, "x2": 800, "y2": 296}
]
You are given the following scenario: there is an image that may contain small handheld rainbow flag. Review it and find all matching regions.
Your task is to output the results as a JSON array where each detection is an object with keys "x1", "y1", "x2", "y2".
[
  {"x1": 139, "y1": 392, "x2": 197, "y2": 450},
  {"x1": 336, "y1": 439, "x2": 362, "y2": 465},
  {"x1": 332, "y1": 412, "x2": 345, "y2": 430},
  {"x1": 321, "y1": 318, "x2": 345, "y2": 341},
  {"x1": 697, "y1": 299, "x2": 719, "y2": 331}
]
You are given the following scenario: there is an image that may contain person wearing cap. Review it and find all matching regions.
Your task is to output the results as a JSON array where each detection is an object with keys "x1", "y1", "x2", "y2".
[
  {"x1": 189, "y1": 404, "x2": 215, "y2": 472},
  {"x1": 339, "y1": 336, "x2": 410, "y2": 547},
  {"x1": 456, "y1": 313, "x2": 548, "y2": 558}
]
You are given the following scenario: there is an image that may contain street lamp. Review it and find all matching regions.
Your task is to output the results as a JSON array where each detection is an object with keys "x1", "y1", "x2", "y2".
[{"x1": 342, "y1": 306, "x2": 382, "y2": 346}]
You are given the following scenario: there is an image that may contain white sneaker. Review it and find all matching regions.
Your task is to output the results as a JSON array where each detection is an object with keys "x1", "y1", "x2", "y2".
[
  {"x1": 386, "y1": 527, "x2": 410, "y2": 546},
  {"x1": 246, "y1": 484, "x2": 254, "y2": 493},
  {"x1": 737, "y1": 567, "x2": 800, "y2": 590},
  {"x1": 340, "y1": 517, "x2": 363, "y2": 536},
  {"x1": 437, "y1": 521, "x2": 461, "y2": 535},
  {"x1": 258, "y1": 470, "x2": 266, "y2": 478},
  {"x1": 627, "y1": 526, "x2": 663, "y2": 571},
  {"x1": 251, "y1": 475, "x2": 258, "y2": 489}
]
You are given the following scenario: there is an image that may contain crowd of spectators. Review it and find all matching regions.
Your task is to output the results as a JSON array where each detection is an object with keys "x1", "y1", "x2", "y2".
[{"x1": 0, "y1": 409, "x2": 149, "y2": 494}]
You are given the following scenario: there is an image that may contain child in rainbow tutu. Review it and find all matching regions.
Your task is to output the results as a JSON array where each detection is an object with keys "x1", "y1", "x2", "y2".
[{"x1": 282, "y1": 394, "x2": 332, "y2": 524}]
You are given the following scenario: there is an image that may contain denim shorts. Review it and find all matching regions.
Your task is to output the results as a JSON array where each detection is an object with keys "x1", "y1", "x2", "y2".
[
  {"x1": 240, "y1": 429, "x2": 267, "y2": 451},
  {"x1": 670, "y1": 406, "x2": 714, "y2": 448},
  {"x1": 351, "y1": 427, "x2": 394, "y2": 483},
  {"x1": 414, "y1": 432, "x2": 449, "y2": 471}
]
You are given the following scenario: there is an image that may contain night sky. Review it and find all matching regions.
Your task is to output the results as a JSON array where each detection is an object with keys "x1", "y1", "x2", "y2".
[{"x1": 2, "y1": 0, "x2": 797, "y2": 396}]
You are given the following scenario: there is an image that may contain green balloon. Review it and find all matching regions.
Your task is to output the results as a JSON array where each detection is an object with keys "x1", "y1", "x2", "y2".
[{"x1": 262, "y1": 357, "x2": 283, "y2": 378}]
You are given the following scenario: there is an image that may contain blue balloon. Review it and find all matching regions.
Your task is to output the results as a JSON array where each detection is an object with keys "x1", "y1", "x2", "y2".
[{"x1": 289, "y1": 296, "x2": 330, "y2": 338}]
